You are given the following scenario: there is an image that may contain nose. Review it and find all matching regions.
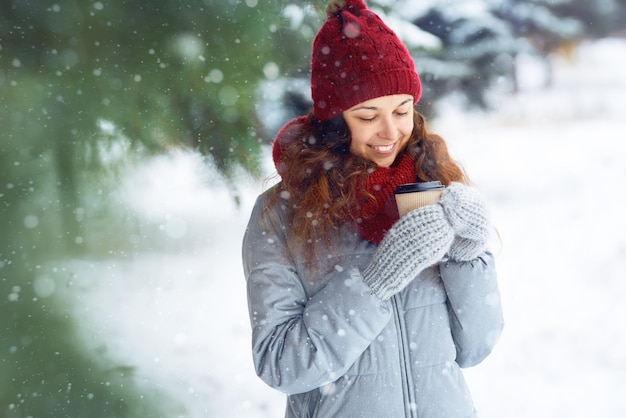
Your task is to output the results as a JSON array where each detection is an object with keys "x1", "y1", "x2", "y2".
[{"x1": 379, "y1": 116, "x2": 399, "y2": 140}]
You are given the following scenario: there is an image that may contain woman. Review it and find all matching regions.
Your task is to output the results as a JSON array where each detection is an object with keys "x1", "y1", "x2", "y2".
[{"x1": 242, "y1": 1, "x2": 503, "y2": 417}]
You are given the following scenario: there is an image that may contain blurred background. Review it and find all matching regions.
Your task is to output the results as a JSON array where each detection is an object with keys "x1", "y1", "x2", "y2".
[{"x1": 2, "y1": 1, "x2": 626, "y2": 417}]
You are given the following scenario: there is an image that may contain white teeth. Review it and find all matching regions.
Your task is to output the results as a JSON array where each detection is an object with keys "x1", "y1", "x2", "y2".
[{"x1": 372, "y1": 144, "x2": 393, "y2": 152}]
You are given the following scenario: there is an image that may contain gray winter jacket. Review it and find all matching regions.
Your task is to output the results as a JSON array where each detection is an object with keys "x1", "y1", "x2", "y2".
[{"x1": 242, "y1": 189, "x2": 504, "y2": 418}]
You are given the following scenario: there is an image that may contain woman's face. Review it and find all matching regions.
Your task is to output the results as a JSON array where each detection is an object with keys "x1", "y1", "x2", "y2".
[{"x1": 342, "y1": 94, "x2": 414, "y2": 168}]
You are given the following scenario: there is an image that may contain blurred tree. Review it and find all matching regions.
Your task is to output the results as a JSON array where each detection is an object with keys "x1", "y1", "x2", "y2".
[
  {"x1": 1, "y1": 0, "x2": 287, "y2": 416},
  {"x1": 409, "y1": 4, "x2": 522, "y2": 110},
  {"x1": 264, "y1": 0, "x2": 525, "y2": 117},
  {"x1": 614, "y1": 0, "x2": 626, "y2": 33},
  {"x1": 2, "y1": 0, "x2": 625, "y2": 415},
  {"x1": 1, "y1": 0, "x2": 286, "y2": 253},
  {"x1": 490, "y1": 0, "x2": 584, "y2": 88},
  {"x1": 549, "y1": 0, "x2": 622, "y2": 38},
  {"x1": 490, "y1": 0, "x2": 626, "y2": 89},
  {"x1": 261, "y1": 0, "x2": 626, "y2": 120}
]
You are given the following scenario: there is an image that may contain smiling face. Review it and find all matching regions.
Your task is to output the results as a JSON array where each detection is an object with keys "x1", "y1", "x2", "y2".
[{"x1": 342, "y1": 94, "x2": 414, "y2": 168}]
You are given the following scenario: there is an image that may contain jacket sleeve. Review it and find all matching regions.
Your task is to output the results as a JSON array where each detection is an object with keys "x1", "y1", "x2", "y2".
[
  {"x1": 439, "y1": 252, "x2": 504, "y2": 368},
  {"x1": 242, "y1": 194, "x2": 392, "y2": 395}
]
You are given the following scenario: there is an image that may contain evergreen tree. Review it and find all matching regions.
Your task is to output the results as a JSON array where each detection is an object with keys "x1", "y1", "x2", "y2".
[
  {"x1": 408, "y1": 2, "x2": 523, "y2": 110},
  {"x1": 264, "y1": 0, "x2": 525, "y2": 118},
  {"x1": 264, "y1": 0, "x2": 626, "y2": 119},
  {"x1": 1, "y1": 0, "x2": 285, "y2": 252},
  {"x1": 0, "y1": 1, "x2": 286, "y2": 416}
]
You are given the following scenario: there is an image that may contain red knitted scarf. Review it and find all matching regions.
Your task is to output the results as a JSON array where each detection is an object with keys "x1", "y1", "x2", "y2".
[{"x1": 350, "y1": 154, "x2": 416, "y2": 244}]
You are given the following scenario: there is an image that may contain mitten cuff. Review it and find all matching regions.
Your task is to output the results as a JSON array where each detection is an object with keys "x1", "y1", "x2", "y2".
[
  {"x1": 448, "y1": 237, "x2": 486, "y2": 262},
  {"x1": 362, "y1": 261, "x2": 395, "y2": 301}
]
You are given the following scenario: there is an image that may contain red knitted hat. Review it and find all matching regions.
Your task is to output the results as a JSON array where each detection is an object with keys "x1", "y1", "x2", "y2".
[{"x1": 311, "y1": 0, "x2": 422, "y2": 121}]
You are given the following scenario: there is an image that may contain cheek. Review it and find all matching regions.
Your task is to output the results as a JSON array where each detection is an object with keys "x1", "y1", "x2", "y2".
[
  {"x1": 400, "y1": 120, "x2": 414, "y2": 141},
  {"x1": 401, "y1": 118, "x2": 414, "y2": 134},
  {"x1": 348, "y1": 128, "x2": 368, "y2": 152},
  {"x1": 348, "y1": 137, "x2": 363, "y2": 157}
]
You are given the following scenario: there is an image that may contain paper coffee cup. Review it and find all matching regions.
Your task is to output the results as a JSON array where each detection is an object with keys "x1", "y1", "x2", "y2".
[{"x1": 395, "y1": 181, "x2": 445, "y2": 217}]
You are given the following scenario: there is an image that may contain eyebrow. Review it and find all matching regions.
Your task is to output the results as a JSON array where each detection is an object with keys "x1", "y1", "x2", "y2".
[{"x1": 349, "y1": 98, "x2": 413, "y2": 112}]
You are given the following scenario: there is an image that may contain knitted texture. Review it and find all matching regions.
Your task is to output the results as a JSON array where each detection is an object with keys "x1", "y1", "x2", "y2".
[
  {"x1": 362, "y1": 204, "x2": 454, "y2": 301},
  {"x1": 311, "y1": 0, "x2": 421, "y2": 120},
  {"x1": 271, "y1": 115, "x2": 310, "y2": 176},
  {"x1": 448, "y1": 237, "x2": 486, "y2": 262},
  {"x1": 350, "y1": 154, "x2": 416, "y2": 244},
  {"x1": 362, "y1": 182, "x2": 491, "y2": 300},
  {"x1": 271, "y1": 119, "x2": 417, "y2": 244},
  {"x1": 439, "y1": 183, "x2": 490, "y2": 261},
  {"x1": 439, "y1": 182, "x2": 490, "y2": 241}
]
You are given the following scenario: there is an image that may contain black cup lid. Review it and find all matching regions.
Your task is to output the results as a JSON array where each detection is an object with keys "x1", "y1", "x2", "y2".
[{"x1": 395, "y1": 181, "x2": 444, "y2": 194}]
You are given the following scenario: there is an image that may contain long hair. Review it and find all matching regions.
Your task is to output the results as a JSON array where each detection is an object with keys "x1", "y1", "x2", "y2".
[{"x1": 267, "y1": 109, "x2": 468, "y2": 245}]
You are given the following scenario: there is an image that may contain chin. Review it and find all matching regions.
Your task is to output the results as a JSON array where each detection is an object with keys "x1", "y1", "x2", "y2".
[{"x1": 373, "y1": 156, "x2": 396, "y2": 168}]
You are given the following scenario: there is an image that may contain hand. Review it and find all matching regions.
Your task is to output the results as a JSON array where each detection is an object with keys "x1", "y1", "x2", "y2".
[
  {"x1": 362, "y1": 203, "x2": 455, "y2": 301},
  {"x1": 439, "y1": 183, "x2": 491, "y2": 260},
  {"x1": 448, "y1": 237, "x2": 486, "y2": 261}
]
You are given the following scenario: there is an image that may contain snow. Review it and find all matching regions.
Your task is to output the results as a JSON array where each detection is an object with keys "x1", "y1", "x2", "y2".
[
  {"x1": 433, "y1": 38, "x2": 626, "y2": 418},
  {"x1": 57, "y1": 38, "x2": 626, "y2": 417},
  {"x1": 376, "y1": 10, "x2": 442, "y2": 50}
]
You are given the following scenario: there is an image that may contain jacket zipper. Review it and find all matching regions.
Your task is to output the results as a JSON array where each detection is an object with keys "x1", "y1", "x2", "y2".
[{"x1": 392, "y1": 295, "x2": 417, "y2": 418}]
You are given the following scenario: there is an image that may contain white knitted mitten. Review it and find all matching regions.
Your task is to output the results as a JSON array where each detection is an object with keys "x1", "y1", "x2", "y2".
[
  {"x1": 448, "y1": 237, "x2": 485, "y2": 261},
  {"x1": 439, "y1": 182, "x2": 490, "y2": 261},
  {"x1": 362, "y1": 204, "x2": 455, "y2": 301}
]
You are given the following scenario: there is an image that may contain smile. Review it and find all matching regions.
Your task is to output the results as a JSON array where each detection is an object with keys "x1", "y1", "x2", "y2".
[{"x1": 369, "y1": 143, "x2": 396, "y2": 154}]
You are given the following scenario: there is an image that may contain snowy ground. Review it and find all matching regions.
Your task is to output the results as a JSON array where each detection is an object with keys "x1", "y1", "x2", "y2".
[{"x1": 57, "y1": 38, "x2": 626, "y2": 417}]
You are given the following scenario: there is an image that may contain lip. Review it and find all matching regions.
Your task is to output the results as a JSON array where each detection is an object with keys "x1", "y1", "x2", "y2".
[{"x1": 368, "y1": 142, "x2": 397, "y2": 155}]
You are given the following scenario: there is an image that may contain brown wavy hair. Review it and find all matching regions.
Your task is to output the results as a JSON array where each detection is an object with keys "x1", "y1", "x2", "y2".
[{"x1": 267, "y1": 109, "x2": 468, "y2": 245}]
